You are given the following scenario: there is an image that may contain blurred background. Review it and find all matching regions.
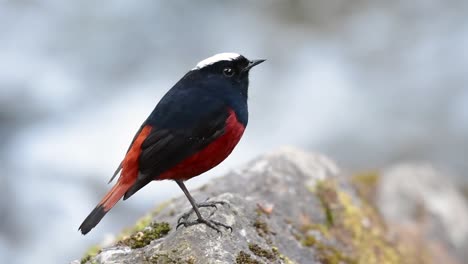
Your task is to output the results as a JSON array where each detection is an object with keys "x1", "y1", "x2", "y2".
[{"x1": 1, "y1": 0, "x2": 467, "y2": 263}]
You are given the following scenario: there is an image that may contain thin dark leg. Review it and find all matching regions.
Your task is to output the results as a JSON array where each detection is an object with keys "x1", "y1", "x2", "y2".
[
  {"x1": 176, "y1": 180, "x2": 203, "y2": 219},
  {"x1": 175, "y1": 180, "x2": 232, "y2": 233}
]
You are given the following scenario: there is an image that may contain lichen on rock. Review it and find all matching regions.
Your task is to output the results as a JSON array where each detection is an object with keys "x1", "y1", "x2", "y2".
[
  {"x1": 118, "y1": 222, "x2": 171, "y2": 249},
  {"x1": 294, "y1": 178, "x2": 402, "y2": 264}
]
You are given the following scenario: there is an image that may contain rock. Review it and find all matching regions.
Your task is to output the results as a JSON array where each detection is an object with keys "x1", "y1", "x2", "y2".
[
  {"x1": 377, "y1": 163, "x2": 468, "y2": 262},
  {"x1": 76, "y1": 147, "x2": 440, "y2": 264}
]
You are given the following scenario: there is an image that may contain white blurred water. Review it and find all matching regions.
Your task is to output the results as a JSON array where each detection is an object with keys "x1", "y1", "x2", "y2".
[{"x1": 0, "y1": 1, "x2": 467, "y2": 263}]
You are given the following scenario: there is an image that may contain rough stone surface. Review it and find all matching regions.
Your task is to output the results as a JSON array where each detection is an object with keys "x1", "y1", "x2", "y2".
[
  {"x1": 74, "y1": 147, "x2": 452, "y2": 264},
  {"x1": 377, "y1": 163, "x2": 468, "y2": 261}
]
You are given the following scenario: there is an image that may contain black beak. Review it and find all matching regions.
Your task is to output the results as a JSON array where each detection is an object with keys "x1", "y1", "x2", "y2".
[{"x1": 243, "y1": 59, "x2": 266, "y2": 72}]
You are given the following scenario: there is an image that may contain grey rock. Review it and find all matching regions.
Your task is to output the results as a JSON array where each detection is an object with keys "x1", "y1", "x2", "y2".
[
  {"x1": 377, "y1": 163, "x2": 468, "y2": 260},
  {"x1": 77, "y1": 147, "x2": 340, "y2": 264},
  {"x1": 76, "y1": 147, "x2": 437, "y2": 264}
]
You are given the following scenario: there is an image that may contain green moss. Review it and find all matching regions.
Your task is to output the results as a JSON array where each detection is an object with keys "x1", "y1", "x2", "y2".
[
  {"x1": 351, "y1": 171, "x2": 380, "y2": 203},
  {"x1": 301, "y1": 179, "x2": 410, "y2": 264},
  {"x1": 253, "y1": 218, "x2": 275, "y2": 245},
  {"x1": 271, "y1": 247, "x2": 295, "y2": 264},
  {"x1": 301, "y1": 234, "x2": 317, "y2": 247},
  {"x1": 255, "y1": 207, "x2": 264, "y2": 216},
  {"x1": 236, "y1": 251, "x2": 262, "y2": 264},
  {"x1": 313, "y1": 180, "x2": 338, "y2": 227},
  {"x1": 80, "y1": 256, "x2": 90, "y2": 264},
  {"x1": 300, "y1": 223, "x2": 329, "y2": 237},
  {"x1": 351, "y1": 171, "x2": 379, "y2": 186},
  {"x1": 80, "y1": 244, "x2": 101, "y2": 264},
  {"x1": 248, "y1": 243, "x2": 277, "y2": 261},
  {"x1": 117, "y1": 200, "x2": 172, "y2": 241},
  {"x1": 134, "y1": 214, "x2": 153, "y2": 231},
  {"x1": 119, "y1": 222, "x2": 171, "y2": 249},
  {"x1": 301, "y1": 234, "x2": 357, "y2": 264},
  {"x1": 253, "y1": 219, "x2": 269, "y2": 236}
]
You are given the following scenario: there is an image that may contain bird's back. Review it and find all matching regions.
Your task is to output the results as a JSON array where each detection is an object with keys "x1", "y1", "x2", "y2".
[{"x1": 146, "y1": 70, "x2": 248, "y2": 129}]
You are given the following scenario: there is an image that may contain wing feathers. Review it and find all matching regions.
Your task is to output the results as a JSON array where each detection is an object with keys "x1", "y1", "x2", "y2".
[{"x1": 123, "y1": 108, "x2": 229, "y2": 200}]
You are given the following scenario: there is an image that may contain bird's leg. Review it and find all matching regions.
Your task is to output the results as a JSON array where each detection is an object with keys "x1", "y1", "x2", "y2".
[{"x1": 175, "y1": 181, "x2": 232, "y2": 233}]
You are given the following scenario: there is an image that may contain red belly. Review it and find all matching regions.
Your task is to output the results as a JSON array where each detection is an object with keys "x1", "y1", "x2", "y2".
[{"x1": 157, "y1": 109, "x2": 245, "y2": 181}]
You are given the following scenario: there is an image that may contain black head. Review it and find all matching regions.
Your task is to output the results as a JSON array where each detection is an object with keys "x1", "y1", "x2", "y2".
[{"x1": 187, "y1": 53, "x2": 265, "y2": 98}]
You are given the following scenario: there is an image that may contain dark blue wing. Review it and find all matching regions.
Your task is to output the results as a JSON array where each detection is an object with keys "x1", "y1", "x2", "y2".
[{"x1": 123, "y1": 87, "x2": 230, "y2": 199}]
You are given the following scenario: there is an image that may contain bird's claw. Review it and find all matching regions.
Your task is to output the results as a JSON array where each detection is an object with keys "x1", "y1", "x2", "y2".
[
  {"x1": 199, "y1": 200, "x2": 228, "y2": 208},
  {"x1": 177, "y1": 200, "x2": 228, "y2": 224},
  {"x1": 176, "y1": 200, "x2": 232, "y2": 233},
  {"x1": 176, "y1": 217, "x2": 232, "y2": 233}
]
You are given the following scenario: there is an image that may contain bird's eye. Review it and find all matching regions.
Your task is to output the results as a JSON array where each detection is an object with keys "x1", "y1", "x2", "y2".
[{"x1": 223, "y1": 67, "x2": 235, "y2": 77}]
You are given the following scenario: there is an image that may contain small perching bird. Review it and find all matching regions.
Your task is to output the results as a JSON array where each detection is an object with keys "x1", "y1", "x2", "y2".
[{"x1": 79, "y1": 53, "x2": 265, "y2": 234}]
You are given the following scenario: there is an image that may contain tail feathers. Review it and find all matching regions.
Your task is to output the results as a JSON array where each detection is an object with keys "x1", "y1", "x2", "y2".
[
  {"x1": 79, "y1": 182, "x2": 131, "y2": 235},
  {"x1": 79, "y1": 205, "x2": 107, "y2": 235}
]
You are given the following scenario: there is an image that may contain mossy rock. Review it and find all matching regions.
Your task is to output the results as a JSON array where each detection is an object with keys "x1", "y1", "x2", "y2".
[
  {"x1": 118, "y1": 222, "x2": 171, "y2": 249},
  {"x1": 80, "y1": 244, "x2": 101, "y2": 264},
  {"x1": 236, "y1": 251, "x2": 262, "y2": 264},
  {"x1": 299, "y1": 178, "x2": 431, "y2": 264},
  {"x1": 75, "y1": 148, "x2": 440, "y2": 264}
]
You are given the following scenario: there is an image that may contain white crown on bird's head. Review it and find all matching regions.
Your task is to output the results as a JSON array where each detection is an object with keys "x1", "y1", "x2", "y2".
[{"x1": 193, "y1": 53, "x2": 242, "y2": 70}]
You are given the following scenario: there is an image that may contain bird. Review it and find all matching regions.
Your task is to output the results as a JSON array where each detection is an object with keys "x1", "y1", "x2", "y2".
[{"x1": 79, "y1": 53, "x2": 265, "y2": 235}]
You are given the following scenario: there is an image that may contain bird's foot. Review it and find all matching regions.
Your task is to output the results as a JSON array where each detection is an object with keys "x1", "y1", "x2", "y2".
[
  {"x1": 176, "y1": 200, "x2": 231, "y2": 233},
  {"x1": 177, "y1": 200, "x2": 229, "y2": 224},
  {"x1": 176, "y1": 217, "x2": 232, "y2": 233}
]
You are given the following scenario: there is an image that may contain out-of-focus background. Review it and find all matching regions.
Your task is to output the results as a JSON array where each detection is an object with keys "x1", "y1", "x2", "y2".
[{"x1": 1, "y1": 1, "x2": 467, "y2": 263}]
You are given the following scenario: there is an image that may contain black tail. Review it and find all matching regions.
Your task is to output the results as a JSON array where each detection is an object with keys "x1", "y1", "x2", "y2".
[
  {"x1": 79, "y1": 205, "x2": 108, "y2": 235},
  {"x1": 79, "y1": 181, "x2": 132, "y2": 235}
]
